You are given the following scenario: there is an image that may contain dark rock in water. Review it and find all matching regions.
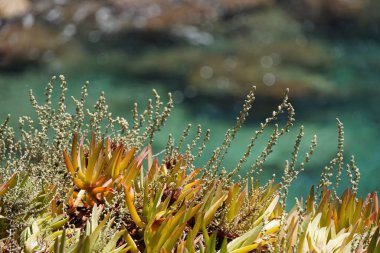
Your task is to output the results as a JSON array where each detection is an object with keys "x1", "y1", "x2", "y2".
[
  {"x1": 0, "y1": 0, "x2": 377, "y2": 102},
  {"x1": 0, "y1": 0, "x2": 30, "y2": 19},
  {"x1": 188, "y1": 8, "x2": 337, "y2": 99},
  {"x1": 122, "y1": 8, "x2": 337, "y2": 99},
  {"x1": 0, "y1": 20, "x2": 90, "y2": 71},
  {"x1": 1, "y1": 0, "x2": 272, "y2": 35},
  {"x1": 108, "y1": 0, "x2": 272, "y2": 30},
  {"x1": 0, "y1": 23, "x2": 61, "y2": 70},
  {"x1": 284, "y1": 0, "x2": 380, "y2": 37},
  {"x1": 303, "y1": 0, "x2": 368, "y2": 18}
]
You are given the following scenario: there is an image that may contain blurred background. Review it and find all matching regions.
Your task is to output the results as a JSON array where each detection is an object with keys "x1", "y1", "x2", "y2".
[{"x1": 0, "y1": 0, "x2": 379, "y2": 202}]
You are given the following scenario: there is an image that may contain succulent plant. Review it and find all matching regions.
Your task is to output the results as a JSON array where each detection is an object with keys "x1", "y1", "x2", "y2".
[
  {"x1": 0, "y1": 76, "x2": 378, "y2": 252},
  {"x1": 63, "y1": 132, "x2": 149, "y2": 207},
  {"x1": 280, "y1": 187, "x2": 379, "y2": 253}
]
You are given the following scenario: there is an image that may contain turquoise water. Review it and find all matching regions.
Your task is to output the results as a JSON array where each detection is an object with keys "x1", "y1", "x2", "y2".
[{"x1": 1, "y1": 7, "x2": 379, "y2": 204}]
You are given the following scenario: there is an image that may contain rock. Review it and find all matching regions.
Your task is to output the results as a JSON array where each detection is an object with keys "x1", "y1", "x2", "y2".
[
  {"x1": 0, "y1": 23, "x2": 61, "y2": 70},
  {"x1": 356, "y1": 0, "x2": 380, "y2": 25},
  {"x1": 0, "y1": 0, "x2": 30, "y2": 19},
  {"x1": 305, "y1": 0, "x2": 369, "y2": 18},
  {"x1": 188, "y1": 8, "x2": 338, "y2": 99},
  {"x1": 286, "y1": 0, "x2": 380, "y2": 32},
  {"x1": 34, "y1": 0, "x2": 270, "y2": 32},
  {"x1": 107, "y1": 0, "x2": 273, "y2": 30},
  {"x1": 123, "y1": 8, "x2": 336, "y2": 99},
  {"x1": 189, "y1": 54, "x2": 336, "y2": 99}
]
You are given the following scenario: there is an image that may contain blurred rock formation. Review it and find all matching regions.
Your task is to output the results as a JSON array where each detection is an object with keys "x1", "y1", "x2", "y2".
[
  {"x1": 0, "y1": 0, "x2": 378, "y2": 99},
  {"x1": 0, "y1": 23, "x2": 61, "y2": 69},
  {"x1": 0, "y1": 0, "x2": 30, "y2": 19}
]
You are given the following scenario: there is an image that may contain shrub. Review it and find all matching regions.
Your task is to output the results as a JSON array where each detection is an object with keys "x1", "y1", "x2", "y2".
[{"x1": 0, "y1": 75, "x2": 378, "y2": 252}]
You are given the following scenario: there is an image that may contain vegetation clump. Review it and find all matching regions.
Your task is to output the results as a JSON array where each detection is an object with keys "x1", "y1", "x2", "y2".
[{"x1": 0, "y1": 75, "x2": 379, "y2": 252}]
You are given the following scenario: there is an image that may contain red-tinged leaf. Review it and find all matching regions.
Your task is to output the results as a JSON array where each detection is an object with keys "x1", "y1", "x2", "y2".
[
  {"x1": 8, "y1": 173, "x2": 17, "y2": 188},
  {"x1": 124, "y1": 146, "x2": 150, "y2": 186},
  {"x1": 0, "y1": 173, "x2": 17, "y2": 197},
  {"x1": 172, "y1": 160, "x2": 182, "y2": 175},
  {"x1": 367, "y1": 227, "x2": 379, "y2": 253},
  {"x1": 352, "y1": 197, "x2": 363, "y2": 223},
  {"x1": 109, "y1": 146, "x2": 124, "y2": 179},
  {"x1": 138, "y1": 145, "x2": 151, "y2": 167},
  {"x1": 287, "y1": 216, "x2": 299, "y2": 248},
  {"x1": 176, "y1": 170, "x2": 185, "y2": 187},
  {"x1": 147, "y1": 145, "x2": 153, "y2": 171},
  {"x1": 373, "y1": 193, "x2": 379, "y2": 220},
  {"x1": 95, "y1": 177, "x2": 107, "y2": 187},
  {"x1": 347, "y1": 194, "x2": 355, "y2": 225},
  {"x1": 185, "y1": 185, "x2": 201, "y2": 202},
  {"x1": 133, "y1": 147, "x2": 148, "y2": 169},
  {"x1": 72, "y1": 133, "x2": 78, "y2": 171},
  {"x1": 226, "y1": 183, "x2": 240, "y2": 205},
  {"x1": 367, "y1": 212, "x2": 377, "y2": 224},
  {"x1": 124, "y1": 184, "x2": 145, "y2": 228},
  {"x1": 185, "y1": 168, "x2": 200, "y2": 181},
  {"x1": 92, "y1": 186, "x2": 112, "y2": 194},
  {"x1": 189, "y1": 203, "x2": 203, "y2": 219},
  {"x1": 74, "y1": 190, "x2": 86, "y2": 207},
  {"x1": 79, "y1": 134, "x2": 84, "y2": 146},
  {"x1": 162, "y1": 223, "x2": 187, "y2": 252},
  {"x1": 317, "y1": 190, "x2": 330, "y2": 214},
  {"x1": 269, "y1": 183, "x2": 280, "y2": 195},
  {"x1": 105, "y1": 138, "x2": 111, "y2": 153},
  {"x1": 183, "y1": 180, "x2": 200, "y2": 191},
  {"x1": 235, "y1": 187, "x2": 246, "y2": 210},
  {"x1": 90, "y1": 149, "x2": 105, "y2": 184},
  {"x1": 86, "y1": 139, "x2": 104, "y2": 180},
  {"x1": 320, "y1": 205, "x2": 331, "y2": 228},
  {"x1": 86, "y1": 192, "x2": 101, "y2": 206},
  {"x1": 306, "y1": 186, "x2": 315, "y2": 214},
  {"x1": 101, "y1": 178, "x2": 113, "y2": 188},
  {"x1": 76, "y1": 169, "x2": 87, "y2": 183},
  {"x1": 146, "y1": 159, "x2": 159, "y2": 184},
  {"x1": 90, "y1": 132, "x2": 96, "y2": 155},
  {"x1": 73, "y1": 177, "x2": 87, "y2": 190},
  {"x1": 63, "y1": 150, "x2": 75, "y2": 176},
  {"x1": 118, "y1": 147, "x2": 136, "y2": 174},
  {"x1": 204, "y1": 193, "x2": 228, "y2": 227},
  {"x1": 80, "y1": 146, "x2": 86, "y2": 170}
]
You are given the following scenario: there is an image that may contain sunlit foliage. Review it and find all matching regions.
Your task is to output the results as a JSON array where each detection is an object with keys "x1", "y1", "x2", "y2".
[{"x1": 0, "y1": 76, "x2": 378, "y2": 252}]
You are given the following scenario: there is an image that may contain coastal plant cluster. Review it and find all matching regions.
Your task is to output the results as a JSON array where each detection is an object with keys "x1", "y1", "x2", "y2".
[{"x1": 0, "y1": 76, "x2": 379, "y2": 252}]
